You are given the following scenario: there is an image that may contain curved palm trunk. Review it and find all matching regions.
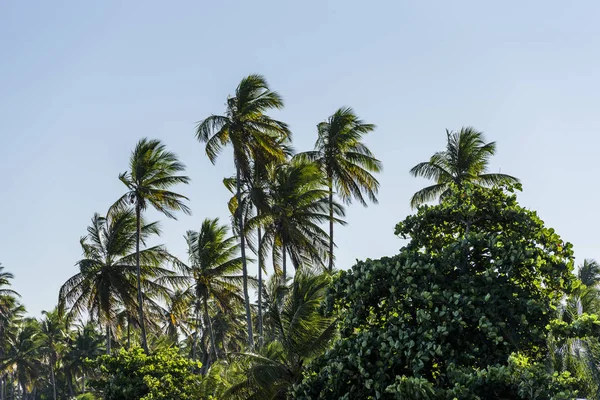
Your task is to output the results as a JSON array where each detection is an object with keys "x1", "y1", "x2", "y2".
[
  {"x1": 236, "y1": 164, "x2": 254, "y2": 349},
  {"x1": 135, "y1": 202, "x2": 149, "y2": 353},
  {"x1": 257, "y1": 218, "x2": 264, "y2": 347},
  {"x1": 328, "y1": 178, "x2": 334, "y2": 273},
  {"x1": 203, "y1": 297, "x2": 218, "y2": 364}
]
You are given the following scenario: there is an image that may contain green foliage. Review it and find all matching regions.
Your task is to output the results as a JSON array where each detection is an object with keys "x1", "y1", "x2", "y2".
[
  {"x1": 89, "y1": 347, "x2": 208, "y2": 400},
  {"x1": 409, "y1": 127, "x2": 519, "y2": 207},
  {"x1": 227, "y1": 269, "x2": 337, "y2": 399},
  {"x1": 294, "y1": 184, "x2": 578, "y2": 399}
]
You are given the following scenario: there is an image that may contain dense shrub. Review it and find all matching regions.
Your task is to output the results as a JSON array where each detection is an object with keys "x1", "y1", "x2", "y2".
[{"x1": 294, "y1": 185, "x2": 579, "y2": 399}]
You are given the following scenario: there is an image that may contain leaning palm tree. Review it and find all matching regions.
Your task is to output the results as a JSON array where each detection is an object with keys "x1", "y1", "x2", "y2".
[
  {"x1": 58, "y1": 209, "x2": 175, "y2": 354},
  {"x1": 112, "y1": 138, "x2": 191, "y2": 352},
  {"x1": 176, "y1": 218, "x2": 246, "y2": 366},
  {"x1": 225, "y1": 269, "x2": 337, "y2": 399},
  {"x1": 251, "y1": 159, "x2": 345, "y2": 279},
  {"x1": 410, "y1": 127, "x2": 519, "y2": 207},
  {"x1": 196, "y1": 74, "x2": 291, "y2": 348},
  {"x1": 299, "y1": 107, "x2": 381, "y2": 272}
]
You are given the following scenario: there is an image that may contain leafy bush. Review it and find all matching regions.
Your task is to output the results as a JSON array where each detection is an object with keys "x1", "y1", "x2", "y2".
[
  {"x1": 88, "y1": 347, "x2": 206, "y2": 400},
  {"x1": 294, "y1": 184, "x2": 579, "y2": 399}
]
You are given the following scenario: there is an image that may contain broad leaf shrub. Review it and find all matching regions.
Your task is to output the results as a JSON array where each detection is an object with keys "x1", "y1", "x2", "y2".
[
  {"x1": 293, "y1": 184, "x2": 581, "y2": 399},
  {"x1": 88, "y1": 347, "x2": 209, "y2": 400}
]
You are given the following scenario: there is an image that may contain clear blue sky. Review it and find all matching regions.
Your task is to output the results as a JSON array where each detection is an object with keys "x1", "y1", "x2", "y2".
[{"x1": 1, "y1": 1, "x2": 599, "y2": 316}]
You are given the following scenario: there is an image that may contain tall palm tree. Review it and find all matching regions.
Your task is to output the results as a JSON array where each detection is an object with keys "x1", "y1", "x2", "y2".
[
  {"x1": 58, "y1": 209, "x2": 175, "y2": 354},
  {"x1": 225, "y1": 269, "x2": 337, "y2": 399},
  {"x1": 40, "y1": 309, "x2": 67, "y2": 400},
  {"x1": 196, "y1": 74, "x2": 291, "y2": 348},
  {"x1": 410, "y1": 127, "x2": 519, "y2": 207},
  {"x1": 176, "y1": 218, "x2": 245, "y2": 366},
  {"x1": 224, "y1": 143, "x2": 293, "y2": 347},
  {"x1": 251, "y1": 159, "x2": 345, "y2": 279},
  {"x1": 113, "y1": 138, "x2": 191, "y2": 352},
  {"x1": 299, "y1": 107, "x2": 381, "y2": 272}
]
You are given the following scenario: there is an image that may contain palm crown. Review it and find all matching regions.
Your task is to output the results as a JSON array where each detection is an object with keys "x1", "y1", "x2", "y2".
[
  {"x1": 410, "y1": 127, "x2": 519, "y2": 207},
  {"x1": 250, "y1": 159, "x2": 345, "y2": 278},
  {"x1": 178, "y1": 218, "x2": 246, "y2": 365},
  {"x1": 58, "y1": 210, "x2": 174, "y2": 348}
]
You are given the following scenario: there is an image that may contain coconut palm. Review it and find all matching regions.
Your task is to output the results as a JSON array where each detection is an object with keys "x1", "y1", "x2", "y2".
[
  {"x1": 112, "y1": 138, "x2": 191, "y2": 352},
  {"x1": 0, "y1": 297, "x2": 25, "y2": 400},
  {"x1": 550, "y1": 259, "x2": 600, "y2": 398},
  {"x1": 160, "y1": 289, "x2": 192, "y2": 345},
  {"x1": 176, "y1": 218, "x2": 246, "y2": 366},
  {"x1": 196, "y1": 74, "x2": 291, "y2": 348},
  {"x1": 224, "y1": 144, "x2": 293, "y2": 347},
  {"x1": 62, "y1": 321, "x2": 104, "y2": 394},
  {"x1": 0, "y1": 318, "x2": 43, "y2": 399},
  {"x1": 410, "y1": 127, "x2": 519, "y2": 207},
  {"x1": 40, "y1": 309, "x2": 67, "y2": 400},
  {"x1": 58, "y1": 209, "x2": 175, "y2": 354},
  {"x1": 299, "y1": 107, "x2": 381, "y2": 272},
  {"x1": 225, "y1": 269, "x2": 337, "y2": 399},
  {"x1": 251, "y1": 159, "x2": 345, "y2": 279}
]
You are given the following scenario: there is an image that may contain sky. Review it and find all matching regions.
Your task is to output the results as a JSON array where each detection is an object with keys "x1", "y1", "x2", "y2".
[{"x1": 1, "y1": 0, "x2": 599, "y2": 317}]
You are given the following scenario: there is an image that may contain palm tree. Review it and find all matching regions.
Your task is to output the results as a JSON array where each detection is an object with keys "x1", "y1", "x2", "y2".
[
  {"x1": 0, "y1": 297, "x2": 24, "y2": 400},
  {"x1": 550, "y1": 258, "x2": 600, "y2": 399},
  {"x1": 224, "y1": 144, "x2": 292, "y2": 347},
  {"x1": 410, "y1": 127, "x2": 519, "y2": 207},
  {"x1": 63, "y1": 321, "x2": 104, "y2": 394},
  {"x1": 40, "y1": 309, "x2": 67, "y2": 400},
  {"x1": 113, "y1": 138, "x2": 191, "y2": 352},
  {"x1": 299, "y1": 107, "x2": 381, "y2": 272},
  {"x1": 225, "y1": 269, "x2": 337, "y2": 399},
  {"x1": 160, "y1": 289, "x2": 192, "y2": 345},
  {"x1": 251, "y1": 159, "x2": 345, "y2": 279},
  {"x1": 1, "y1": 318, "x2": 43, "y2": 399},
  {"x1": 196, "y1": 74, "x2": 291, "y2": 348},
  {"x1": 58, "y1": 209, "x2": 175, "y2": 355},
  {"x1": 176, "y1": 218, "x2": 246, "y2": 366}
]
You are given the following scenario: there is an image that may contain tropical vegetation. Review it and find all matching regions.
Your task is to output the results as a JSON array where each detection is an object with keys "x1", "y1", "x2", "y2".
[{"x1": 1, "y1": 74, "x2": 599, "y2": 400}]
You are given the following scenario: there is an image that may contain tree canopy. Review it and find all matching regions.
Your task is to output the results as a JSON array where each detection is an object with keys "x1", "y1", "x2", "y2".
[{"x1": 294, "y1": 184, "x2": 579, "y2": 399}]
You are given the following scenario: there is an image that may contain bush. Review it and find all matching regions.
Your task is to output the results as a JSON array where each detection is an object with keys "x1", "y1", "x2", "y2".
[
  {"x1": 88, "y1": 347, "x2": 205, "y2": 400},
  {"x1": 294, "y1": 184, "x2": 579, "y2": 399}
]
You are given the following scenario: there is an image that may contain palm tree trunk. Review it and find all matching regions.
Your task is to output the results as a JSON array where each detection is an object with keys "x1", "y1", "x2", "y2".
[
  {"x1": 67, "y1": 371, "x2": 74, "y2": 398},
  {"x1": 50, "y1": 360, "x2": 57, "y2": 400},
  {"x1": 192, "y1": 306, "x2": 200, "y2": 363},
  {"x1": 203, "y1": 297, "x2": 218, "y2": 364},
  {"x1": 106, "y1": 324, "x2": 111, "y2": 354},
  {"x1": 328, "y1": 178, "x2": 334, "y2": 273},
  {"x1": 236, "y1": 164, "x2": 254, "y2": 349},
  {"x1": 135, "y1": 202, "x2": 149, "y2": 353},
  {"x1": 257, "y1": 215, "x2": 264, "y2": 347}
]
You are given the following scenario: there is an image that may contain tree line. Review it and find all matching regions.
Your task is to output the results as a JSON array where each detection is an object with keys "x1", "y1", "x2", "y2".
[{"x1": 1, "y1": 74, "x2": 598, "y2": 399}]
